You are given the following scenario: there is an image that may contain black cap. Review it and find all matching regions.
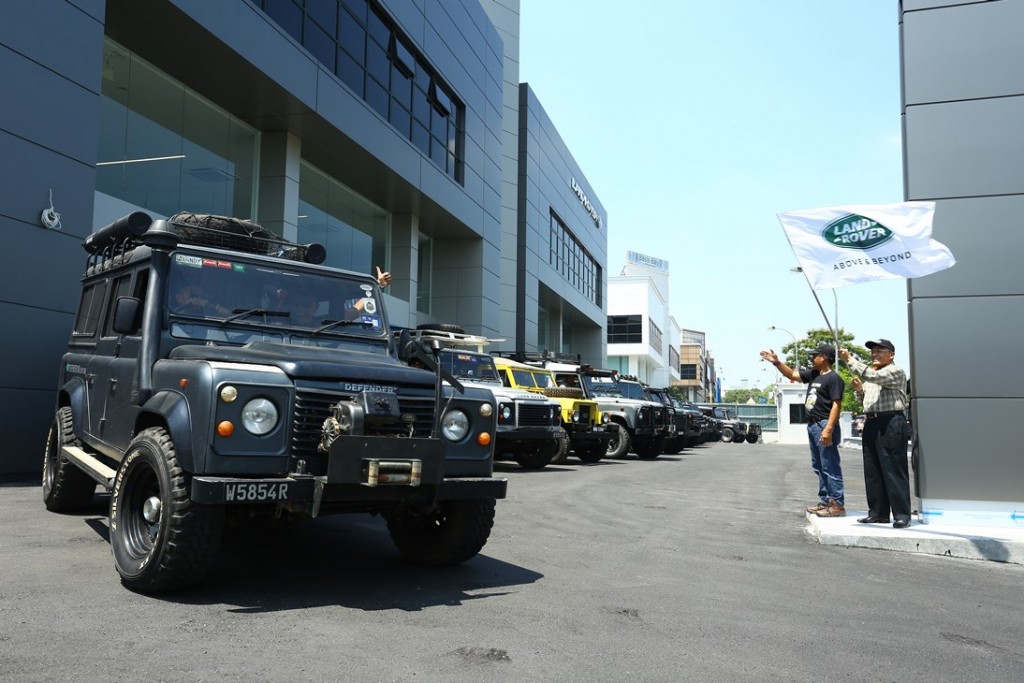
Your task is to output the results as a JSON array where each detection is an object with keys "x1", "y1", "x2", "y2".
[
  {"x1": 865, "y1": 338, "x2": 896, "y2": 353},
  {"x1": 809, "y1": 342, "x2": 835, "y2": 362}
]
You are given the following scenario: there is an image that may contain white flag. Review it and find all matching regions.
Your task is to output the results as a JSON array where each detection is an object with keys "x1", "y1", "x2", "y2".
[{"x1": 776, "y1": 201, "x2": 955, "y2": 290}]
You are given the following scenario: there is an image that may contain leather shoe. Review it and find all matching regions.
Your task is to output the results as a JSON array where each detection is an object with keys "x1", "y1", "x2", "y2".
[
  {"x1": 893, "y1": 519, "x2": 911, "y2": 529},
  {"x1": 857, "y1": 516, "x2": 889, "y2": 524}
]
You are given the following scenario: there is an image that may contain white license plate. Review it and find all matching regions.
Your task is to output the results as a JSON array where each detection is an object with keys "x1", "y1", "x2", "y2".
[{"x1": 224, "y1": 482, "x2": 289, "y2": 503}]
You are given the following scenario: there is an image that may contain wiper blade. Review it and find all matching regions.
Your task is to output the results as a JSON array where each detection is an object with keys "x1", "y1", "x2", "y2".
[
  {"x1": 221, "y1": 308, "x2": 289, "y2": 324},
  {"x1": 311, "y1": 318, "x2": 375, "y2": 336}
]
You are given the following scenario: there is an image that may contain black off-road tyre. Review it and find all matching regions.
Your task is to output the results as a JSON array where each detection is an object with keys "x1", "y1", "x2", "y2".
[
  {"x1": 110, "y1": 427, "x2": 224, "y2": 593},
  {"x1": 721, "y1": 427, "x2": 735, "y2": 443},
  {"x1": 550, "y1": 431, "x2": 570, "y2": 465},
  {"x1": 386, "y1": 499, "x2": 496, "y2": 566},
  {"x1": 745, "y1": 433, "x2": 758, "y2": 444},
  {"x1": 575, "y1": 442, "x2": 606, "y2": 464},
  {"x1": 514, "y1": 440, "x2": 557, "y2": 469},
  {"x1": 606, "y1": 425, "x2": 631, "y2": 458},
  {"x1": 663, "y1": 437, "x2": 684, "y2": 455},
  {"x1": 42, "y1": 407, "x2": 97, "y2": 512},
  {"x1": 633, "y1": 436, "x2": 664, "y2": 460}
]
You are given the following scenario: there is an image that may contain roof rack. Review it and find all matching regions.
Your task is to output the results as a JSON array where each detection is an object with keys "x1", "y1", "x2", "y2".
[
  {"x1": 405, "y1": 328, "x2": 506, "y2": 353},
  {"x1": 491, "y1": 350, "x2": 582, "y2": 365},
  {"x1": 82, "y1": 212, "x2": 326, "y2": 273}
]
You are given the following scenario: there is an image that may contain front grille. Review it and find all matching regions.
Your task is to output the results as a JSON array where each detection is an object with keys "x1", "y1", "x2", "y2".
[
  {"x1": 517, "y1": 403, "x2": 553, "y2": 427},
  {"x1": 292, "y1": 386, "x2": 435, "y2": 459},
  {"x1": 577, "y1": 403, "x2": 592, "y2": 424}
]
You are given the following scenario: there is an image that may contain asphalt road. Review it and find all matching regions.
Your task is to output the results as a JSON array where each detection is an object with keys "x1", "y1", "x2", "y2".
[{"x1": 2, "y1": 441, "x2": 1022, "y2": 682}]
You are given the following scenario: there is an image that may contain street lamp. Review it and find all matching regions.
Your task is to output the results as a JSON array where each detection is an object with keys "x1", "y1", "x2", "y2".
[{"x1": 768, "y1": 325, "x2": 800, "y2": 368}]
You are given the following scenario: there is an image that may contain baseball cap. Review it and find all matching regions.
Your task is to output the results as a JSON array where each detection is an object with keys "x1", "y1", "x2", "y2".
[
  {"x1": 809, "y1": 342, "x2": 835, "y2": 361},
  {"x1": 865, "y1": 338, "x2": 896, "y2": 353}
]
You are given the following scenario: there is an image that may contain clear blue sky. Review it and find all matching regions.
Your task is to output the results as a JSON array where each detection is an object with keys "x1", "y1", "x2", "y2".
[{"x1": 519, "y1": 0, "x2": 908, "y2": 390}]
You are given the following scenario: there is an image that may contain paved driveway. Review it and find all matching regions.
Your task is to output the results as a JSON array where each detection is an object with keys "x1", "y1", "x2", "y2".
[{"x1": 2, "y1": 441, "x2": 1021, "y2": 681}]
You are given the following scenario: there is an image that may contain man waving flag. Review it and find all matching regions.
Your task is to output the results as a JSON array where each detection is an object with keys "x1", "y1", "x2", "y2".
[{"x1": 776, "y1": 201, "x2": 955, "y2": 290}]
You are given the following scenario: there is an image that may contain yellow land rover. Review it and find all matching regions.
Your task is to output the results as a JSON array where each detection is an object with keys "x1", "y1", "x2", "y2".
[{"x1": 491, "y1": 356, "x2": 611, "y2": 463}]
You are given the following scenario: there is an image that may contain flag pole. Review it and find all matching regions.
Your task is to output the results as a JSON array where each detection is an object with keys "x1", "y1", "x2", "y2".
[{"x1": 791, "y1": 266, "x2": 840, "y2": 359}]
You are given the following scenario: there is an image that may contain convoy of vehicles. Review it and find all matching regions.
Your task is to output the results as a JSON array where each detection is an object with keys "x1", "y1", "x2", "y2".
[{"x1": 38, "y1": 211, "x2": 764, "y2": 593}]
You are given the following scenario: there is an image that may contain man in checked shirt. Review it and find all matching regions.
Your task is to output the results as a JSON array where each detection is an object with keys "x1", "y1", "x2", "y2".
[{"x1": 838, "y1": 339, "x2": 912, "y2": 529}]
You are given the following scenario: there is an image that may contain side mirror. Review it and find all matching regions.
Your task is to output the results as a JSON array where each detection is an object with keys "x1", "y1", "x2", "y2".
[{"x1": 112, "y1": 297, "x2": 142, "y2": 335}]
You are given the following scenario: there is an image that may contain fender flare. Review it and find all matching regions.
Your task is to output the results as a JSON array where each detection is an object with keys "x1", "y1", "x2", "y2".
[
  {"x1": 58, "y1": 378, "x2": 88, "y2": 437},
  {"x1": 138, "y1": 391, "x2": 198, "y2": 472}
]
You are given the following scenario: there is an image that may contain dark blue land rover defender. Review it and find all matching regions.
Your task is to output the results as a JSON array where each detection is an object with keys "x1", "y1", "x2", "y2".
[{"x1": 42, "y1": 212, "x2": 505, "y2": 593}]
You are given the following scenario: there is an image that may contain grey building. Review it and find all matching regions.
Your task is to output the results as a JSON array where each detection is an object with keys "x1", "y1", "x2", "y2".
[
  {"x1": 901, "y1": 0, "x2": 1024, "y2": 526},
  {"x1": 0, "y1": 0, "x2": 608, "y2": 476}
]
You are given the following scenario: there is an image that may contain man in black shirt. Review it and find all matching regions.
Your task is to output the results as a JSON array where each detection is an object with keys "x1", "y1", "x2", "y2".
[{"x1": 760, "y1": 343, "x2": 846, "y2": 517}]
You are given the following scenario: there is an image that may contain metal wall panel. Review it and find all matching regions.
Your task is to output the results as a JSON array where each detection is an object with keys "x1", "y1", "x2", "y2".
[
  {"x1": 903, "y1": 0, "x2": 1024, "y2": 105},
  {"x1": 907, "y1": 195, "x2": 1024, "y2": 299},
  {"x1": 914, "y1": 398, "x2": 1024, "y2": 500},
  {"x1": 905, "y1": 96, "x2": 1024, "y2": 200}
]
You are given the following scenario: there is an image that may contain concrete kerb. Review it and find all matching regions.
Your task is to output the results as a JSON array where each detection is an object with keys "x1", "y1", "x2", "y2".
[{"x1": 805, "y1": 512, "x2": 1024, "y2": 564}]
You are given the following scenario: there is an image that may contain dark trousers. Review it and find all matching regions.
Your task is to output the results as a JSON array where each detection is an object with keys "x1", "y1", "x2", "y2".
[{"x1": 862, "y1": 413, "x2": 911, "y2": 522}]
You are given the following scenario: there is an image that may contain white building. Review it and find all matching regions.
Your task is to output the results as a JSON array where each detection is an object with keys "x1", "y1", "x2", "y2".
[{"x1": 607, "y1": 251, "x2": 680, "y2": 387}]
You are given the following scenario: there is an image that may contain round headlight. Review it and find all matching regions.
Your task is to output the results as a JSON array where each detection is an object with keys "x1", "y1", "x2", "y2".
[
  {"x1": 442, "y1": 409, "x2": 470, "y2": 441},
  {"x1": 571, "y1": 409, "x2": 580, "y2": 423},
  {"x1": 480, "y1": 403, "x2": 493, "y2": 417},
  {"x1": 601, "y1": 413, "x2": 610, "y2": 425},
  {"x1": 241, "y1": 398, "x2": 278, "y2": 435},
  {"x1": 500, "y1": 404, "x2": 513, "y2": 421}
]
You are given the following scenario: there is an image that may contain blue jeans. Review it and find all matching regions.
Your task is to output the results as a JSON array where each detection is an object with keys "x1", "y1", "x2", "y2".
[{"x1": 807, "y1": 419, "x2": 844, "y2": 505}]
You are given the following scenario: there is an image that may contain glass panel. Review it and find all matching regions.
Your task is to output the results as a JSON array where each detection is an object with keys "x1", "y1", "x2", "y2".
[
  {"x1": 96, "y1": 39, "x2": 258, "y2": 220},
  {"x1": 303, "y1": 16, "x2": 335, "y2": 70},
  {"x1": 366, "y1": 40, "x2": 389, "y2": 85},
  {"x1": 412, "y1": 122, "x2": 430, "y2": 155},
  {"x1": 365, "y1": 77, "x2": 388, "y2": 119},
  {"x1": 388, "y1": 100, "x2": 411, "y2": 137},
  {"x1": 263, "y1": 0, "x2": 302, "y2": 41},
  {"x1": 336, "y1": 48, "x2": 364, "y2": 95},
  {"x1": 298, "y1": 162, "x2": 391, "y2": 278},
  {"x1": 341, "y1": 0, "x2": 367, "y2": 23},
  {"x1": 338, "y1": 7, "x2": 366, "y2": 60},
  {"x1": 305, "y1": 0, "x2": 337, "y2": 34},
  {"x1": 417, "y1": 232, "x2": 431, "y2": 314},
  {"x1": 366, "y1": 6, "x2": 390, "y2": 47}
]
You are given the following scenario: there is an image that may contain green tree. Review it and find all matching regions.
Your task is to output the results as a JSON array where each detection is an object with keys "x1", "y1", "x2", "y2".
[
  {"x1": 722, "y1": 386, "x2": 775, "y2": 405},
  {"x1": 787, "y1": 327, "x2": 870, "y2": 414}
]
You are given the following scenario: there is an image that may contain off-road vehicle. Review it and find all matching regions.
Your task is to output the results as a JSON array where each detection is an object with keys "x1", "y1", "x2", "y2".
[
  {"x1": 405, "y1": 329, "x2": 563, "y2": 469},
  {"x1": 675, "y1": 400, "x2": 708, "y2": 447},
  {"x1": 533, "y1": 363, "x2": 667, "y2": 459},
  {"x1": 646, "y1": 387, "x2": 692, "y2": 454},
  {"x1": 491, "y1": 355, "x2": 611, "y2": 464},
  {"x1": 698, "y1": 405, "x2": 761, "y2": 444},
  {"x1": 42, "y1": 212, "x2": 505, "y2": 593}
]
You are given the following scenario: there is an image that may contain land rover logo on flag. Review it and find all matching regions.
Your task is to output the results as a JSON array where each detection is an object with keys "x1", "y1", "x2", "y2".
[{"x1": 822, "y1": 214, "x2": 894, "y2": 250}]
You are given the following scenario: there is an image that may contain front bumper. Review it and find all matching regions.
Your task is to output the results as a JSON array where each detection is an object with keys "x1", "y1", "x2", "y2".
[{"x1": 190, "y1": 434, "x2": 507, "y2": 513}]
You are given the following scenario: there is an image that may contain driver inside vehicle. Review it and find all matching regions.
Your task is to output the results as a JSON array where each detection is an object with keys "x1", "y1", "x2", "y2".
[{"x1": 172, "y1": 282, "x2": 229, "y2": 317}]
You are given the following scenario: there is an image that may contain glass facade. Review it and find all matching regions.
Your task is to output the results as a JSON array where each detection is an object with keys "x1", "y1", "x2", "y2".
[
  {"x1": 648, "y1": 319, "x2": 662, "y2": 353},
  {"x1": 254, "y1": 0, "x2": 463, "y2": 181},
  {"x1": 550, "y1": 211, "x2": 601, "y2": 306},
  {"x1": 607, "y1": 315, "x2": 642, "y2": 344},
  {"x1": 97, "y1": 40, "x2": 258, "y2": 219},
  {"x1": 679, "y1": 364, "x2": 697, "y2": 380},
  {"x1": 298, "y1": 161, "x2": 390, "y2": 275}
]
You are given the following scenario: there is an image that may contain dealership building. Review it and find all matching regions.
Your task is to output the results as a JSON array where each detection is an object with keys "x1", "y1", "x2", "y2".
[{"x1": 0, "y1": 0, "x2": 608, "y2": 475}]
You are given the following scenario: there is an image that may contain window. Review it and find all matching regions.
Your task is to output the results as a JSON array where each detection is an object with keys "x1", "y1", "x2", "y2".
[
  {"x1": 97, "y1": 40, "x2": 258, "y2": 219},
  {"x1": 789, "y1": 403, "x2": 807, "y2": 424},
  {"x1": 649, "y1": 319, "x2": 662, "y2": 353},
  {"x1": 74, "y1": 284, "x2": 104, "y2": 336},
  {"x1": 254, "y1": 0, "x2": 463, "y2": 182},
  {"x1": 679, "y1": 364, "x2": 697, "y2": 380},
  {"x1": 608, "y1": 315, "x2": 642, "y2": 344},
  {"x1": 298, "y1": 161, "x2": 390, "y2": 275},
  {"x1": 669, "y1": 346, "x2": 680, "y2": 373},
  {"x1": 103, "y1": 275, "x2": 135, "y2": 338},
  {"x1": 550, "y1": 211, "x2": 601, "y2": 306}
]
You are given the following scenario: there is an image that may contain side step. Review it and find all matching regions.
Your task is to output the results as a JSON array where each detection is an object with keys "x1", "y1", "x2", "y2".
[{"x1": 62, "y1": 446, "x2": 117, "y2": 491}]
